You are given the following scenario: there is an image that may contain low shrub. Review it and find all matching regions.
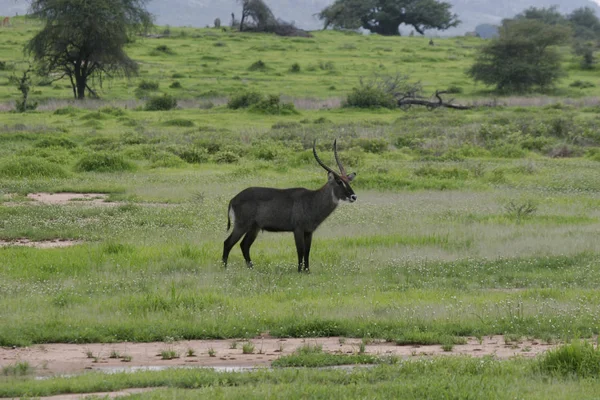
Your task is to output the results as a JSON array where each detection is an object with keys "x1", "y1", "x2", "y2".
[
  {"x1": 289, "y1": 63, "x2": 301, "y2": 73},
  {"x1": 213, "y1": 151, "x2": 239, "y2": 164},
  {"x1": 352, "y1": 138, "x2": 388, "y2": 154},
  {"x1": 99, "y1": 106, "x2": 126, "y2": 116},
  {"x1": 34, "y1": 137, "x2": 77, "y2": 149},
  {"x1": 138, "y1": 80, "x2": 159, "y2": 91},
  {"x1": 569, "y1": 80, "x2": 595, "y2": 89},
  {"x1": 74, "y1": 152, "x2": 135, "y2": 172},
  {"x1": 153, "y1": 45, "x2": 175, "y2": 55},
  {"x1": 149, "y1": 151, "x2": 185, "y2": 168},
  {"x1": 163, "y1": 118, "x2": 194, "y2": 127},
  {"x1": 169, "y1": 81, "x2": 182, "y2": 89},
  {"x1": 0, "y1": 157, "x2": 69, "y2": 178},
  {"x1": 446, "y1": 85, "x2": 463, "y2": 94},
  {"x1": 248, "y1": 60, "x2": 269, "y2": 71},
  {"x1": 176, "y1": 147, "x2": 209, "y2": 164},
  {"x1": 414, "y1": 166, "x2": 469, "y2": 180},
  {"x1": 344, "y1": 85, "x2": 396, "y2": 109},
  {"x1": 227, "y1": 91, "x2": 263, "y2": 109},
  {"x1": 145, "y1": 94, "x2": 177, "y2": 111},
  {"x1": 249, "y1": 95, "x2": 299, "y2": 115}
]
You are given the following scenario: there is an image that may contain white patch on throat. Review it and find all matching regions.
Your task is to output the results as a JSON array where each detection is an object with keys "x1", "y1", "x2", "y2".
[{"x1": 331, "y1": 187, "x2": 339, "y2": 204}]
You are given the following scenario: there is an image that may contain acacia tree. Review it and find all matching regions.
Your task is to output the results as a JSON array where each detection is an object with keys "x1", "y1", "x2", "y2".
[
  {"x1": 318, "y1": 0, "x2": 460, "y2": 36},
  {"x1": 468, "y1": 19, "x2": 571, "y2": 92},
  {"x1": 238, "y1": 0, "x2": 276, "y2": 32},
  {"x1": 26, "y1": 0, "x2": 153, "y2": 99}
]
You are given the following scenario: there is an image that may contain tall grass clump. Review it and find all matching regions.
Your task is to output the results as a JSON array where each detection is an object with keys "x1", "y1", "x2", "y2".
[
  {"x1": 0, "y1": 157, "x2": 69, "y2": 178},
  {"x1": 74, "y1": 152, "x2": 135, "y2": 172},
  {"x1": 537, "y1": 341, "x2": 600, "y2": 378}
]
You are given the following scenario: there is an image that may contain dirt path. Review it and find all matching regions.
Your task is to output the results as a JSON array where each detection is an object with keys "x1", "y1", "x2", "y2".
[{"x1": 1, "y1": 335, "x2": 556, "y2": 378}]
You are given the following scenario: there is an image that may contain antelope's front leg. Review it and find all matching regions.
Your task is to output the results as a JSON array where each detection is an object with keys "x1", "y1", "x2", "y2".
[{"x1": 293, "y1": 230, "x2": 305, "y2": 272}]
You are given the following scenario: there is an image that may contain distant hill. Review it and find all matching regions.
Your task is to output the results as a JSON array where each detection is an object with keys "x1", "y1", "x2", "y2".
[{"x1": 2, "y1": 0, "x2": 600, "y2": 35}]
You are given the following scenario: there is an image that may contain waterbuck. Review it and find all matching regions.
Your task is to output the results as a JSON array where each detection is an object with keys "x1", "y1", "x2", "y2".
[{"x1": 222, "y1": 139, "x2": 357, "y2": 272}]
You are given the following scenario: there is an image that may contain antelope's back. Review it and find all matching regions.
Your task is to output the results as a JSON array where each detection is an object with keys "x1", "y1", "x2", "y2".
[{"x1": 230, "y1": 187, "x2": 310, "y2": 232}]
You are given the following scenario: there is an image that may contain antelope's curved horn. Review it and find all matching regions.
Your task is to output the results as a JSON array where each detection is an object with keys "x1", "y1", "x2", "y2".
[
  {"x1": 333, "y1": 139, "x2": 348, "y2": 177},
  {"x1": 313, "y1": 140, "x2": 337, "y2": 175}
]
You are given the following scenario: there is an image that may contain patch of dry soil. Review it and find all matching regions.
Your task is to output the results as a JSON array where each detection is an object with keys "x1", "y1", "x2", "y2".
[
  {"x1": 0, "y1": 336, "x2": 557, "y2": 378},
  {"x1": 26, "y1": 192, "x2": 111, "y2": 205},
  {"x1": 0, "y1": 239, "x2": 82, "y2": 248}
]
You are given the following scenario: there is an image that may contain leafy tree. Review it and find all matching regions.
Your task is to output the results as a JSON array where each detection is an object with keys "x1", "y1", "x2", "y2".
[
  {"x1": 26, "y1": 0, "x2": 153, "y2": 99},
  {"x1": 468, "y1": 19, "x2": 571, "y2": 92},
  {"x1": 513, "y1": 6, "x2": 566, "y2": 26},
  {"x1": 318, "y1": 0, "x2": 460, "y2": 36},
  {"x1": 568, "y1": 7, "x2": 600, "y2": 40},
  {"x1": 238, "y1": 0, "x2": 276, "y2": 32}
]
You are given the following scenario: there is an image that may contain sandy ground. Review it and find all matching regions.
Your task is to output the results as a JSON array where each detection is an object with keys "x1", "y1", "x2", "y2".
[
  {"x1": 0, "y1": 335, "x2": 557, "y2": 378},
  {"x1": 26, "y1": 192, "x2": 111, "y2": 205},
  {"x1": 0, "y1": 238, "x2": 83, "y2": 248}
]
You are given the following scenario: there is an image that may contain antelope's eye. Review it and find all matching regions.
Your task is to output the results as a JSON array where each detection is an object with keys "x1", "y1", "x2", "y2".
[{"x1": 335, "y1": 178, "x2": 342, "y2": 185}]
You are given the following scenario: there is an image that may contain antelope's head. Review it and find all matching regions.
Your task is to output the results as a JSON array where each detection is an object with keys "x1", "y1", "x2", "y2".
[{"x1": 313, "y1": 139, "x2": 357, "y2": 203}]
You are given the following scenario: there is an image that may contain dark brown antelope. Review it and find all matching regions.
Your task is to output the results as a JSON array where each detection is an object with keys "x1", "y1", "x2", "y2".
[{"x1": 222, "y1": 139, "x2": 357, "y2": 272}]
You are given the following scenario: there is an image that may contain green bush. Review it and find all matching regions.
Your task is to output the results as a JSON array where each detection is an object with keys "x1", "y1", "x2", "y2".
[
  {"x1": 352, "y1": 138, "x2": 388, "y2": 154},
  {"x1": 569, "y1": 80, "x2": 595, "y2": 88},
  {"x1": 149, "y1": 151, "x2": 185, "y2": 168},
  {"x1": 289, "y1": 63, "x2": 301, "y2": 73},
  {"x1": 177, "y1": 147, "x2": 209, "y2": 164},
  {"x1": 414, "y1": 166, "x2": 469, "y2": 180},
  {"x1": 446, "y1": 85, "x2": 463, "y2": 94},
  {"x1": 85, "y1": 136, "x2": 120, "y2": 151},
  {"x1": 145, "y1": 94, "x2": 177, "y2": 111},
  {"x1": 74, "y1": 152, "x2": 135, "y2": 172},
  {"x1": 163, "y1": 118, "x2": 194, "y2": 127},
  {"x1": 34, "y1": 137, "x2": 77, "y2": 149},
  {"x1": 249, "y1": 95, "x2": 299, "y2": 115},
  {"x1": 344, "y1": 85, "x2": 396, "y2": 109},
  {"x1": 53, "y1": 106, "x2": 79, "y2": 116},
  {"x1": 169, "y1": 81, "x2": 182, "y2": 89},
  {"x1": 227, "y1": 91, "x2": 263, "y2": 109},
  {"x1": 491, "y1": 144, "x2": 527, "y2": 158},
  {"x1": 214, "y1": 151, "x2": 239, "y2": 164},
  {"x1": 99, "y1": 106, "x2": 126, "y2": 116},
  {"x1": 138, "y1": 80, "x2": 159, "y2": 91},
  {"x1": 153, "y1": 45, "x2": 175, "y2": 55},
  {"x1": 0, "y1": 157, "x2": 69, "y2": 178},
  {"x1": 18, "y1": 147, "x2": 73, "y2": 165},
  {"x1": 248, "y1": 60, "x2": 269, "y2": 71}
]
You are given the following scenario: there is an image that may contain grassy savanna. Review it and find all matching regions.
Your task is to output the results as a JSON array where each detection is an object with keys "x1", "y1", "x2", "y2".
[
  {"x1": 0, "y1": 16, "x2": 600, "y2": 103},
  {"x1": 1, "y1": 12, "x2": 600, "y2": 398}
]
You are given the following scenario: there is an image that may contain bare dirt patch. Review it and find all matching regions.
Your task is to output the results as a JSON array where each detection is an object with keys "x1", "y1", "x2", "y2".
[
  {"x1": 27, "y1": 192, "x2": 111, "y2": 205},
  {"x1": 0, "y1": 239, "x2": 82, "y2": 248},
  {"x1": 0, "y1": 336, "x2": 559, "y2": 378}
]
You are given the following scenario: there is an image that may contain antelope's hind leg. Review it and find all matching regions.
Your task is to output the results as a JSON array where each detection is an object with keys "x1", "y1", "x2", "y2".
[
  {"x1": 222, "y1": 226, "x2": 246, "y2": 267},
  {"x1": 240, "y1": 224, "x2": 260, "y2": 268}
]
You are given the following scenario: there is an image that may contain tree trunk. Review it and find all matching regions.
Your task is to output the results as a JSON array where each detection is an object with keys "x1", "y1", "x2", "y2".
[
  {"x1": 365, "y1": 19, "x2": 401, "y2": 36},
  {"x1": 75, "y1": 74, "x2": 86, "y2": 99}
]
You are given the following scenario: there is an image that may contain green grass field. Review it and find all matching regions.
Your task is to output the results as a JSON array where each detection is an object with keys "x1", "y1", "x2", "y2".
[{"x1": 1, "y1": 15, "x2": 600, "y2": 398}]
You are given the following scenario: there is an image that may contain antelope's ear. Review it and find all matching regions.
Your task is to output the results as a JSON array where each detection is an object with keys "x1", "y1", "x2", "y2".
[
  {"x1": 328, "y1": 172, "x2": 336, "y2": 181},
  {"x1": 347, "y1": 172, "x2": 356, "y2": 182}
]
